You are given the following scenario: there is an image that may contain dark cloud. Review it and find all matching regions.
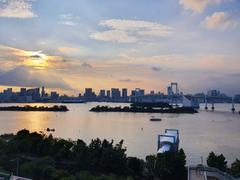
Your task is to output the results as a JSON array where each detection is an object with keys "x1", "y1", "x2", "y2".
[
  {"x1": 119, "y1": 79, "x2": 140, "y2": 83},
  {"x1": 0, "y1": 66, "x2": 72, "y2": 90},
  {"x1": 151, "y1": 66, "x2": 161, "y2": 72}
]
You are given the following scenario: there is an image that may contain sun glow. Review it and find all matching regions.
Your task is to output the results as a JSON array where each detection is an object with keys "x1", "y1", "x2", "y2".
[{"x1": 24, "y1": 51, "x2": 48, "y2": 69}]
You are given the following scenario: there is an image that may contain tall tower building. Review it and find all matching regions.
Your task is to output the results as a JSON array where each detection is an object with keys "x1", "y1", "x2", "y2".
[{"x1": 41, "y1": 86, "x2": 45, "y2": 97}]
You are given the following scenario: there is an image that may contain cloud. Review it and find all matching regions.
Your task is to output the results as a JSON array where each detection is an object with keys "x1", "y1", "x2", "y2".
[
  {"x1": 80, "y1": 62, "x2": 92, "y2": 69},
  {"x1": 57, "y1": 46, "x2": 88, "y2": 57},
  {"x1": 90, "y1": 30, "x2": 138, "y2": 43},
  {"x1": 90, "y1": 19, "x2": 173, "y2": 43},
  {"x1": 119, "y1": 79, "x2": 140, "y2": 83},
  {"x1": 201, "y1": 11, "x2": 238, "y2": 30},
  {"x1": 0, "y1": 66, "x2": 71, "y2": 89},
  {"x1": 58, "y1": 21, "x2": 78, "y2": 26},
  {"x1": 179, "y1": 0, "x2": 231, "y2": 13},
  {"x1": 58, "y1": 13, "x2": 79, "y2": 26},
  {"x1": 151, "y1": 66, "x2": 161, "y2": 72},
  {"x1": 0, "y1": 0, "x2": 37, "y2": 18}
]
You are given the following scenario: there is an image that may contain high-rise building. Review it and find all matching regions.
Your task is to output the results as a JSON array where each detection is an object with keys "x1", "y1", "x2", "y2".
[
  {"x1": 167, "y1": 86, "x2": 173, "y2": 96},
  {"x1": 106, "y1": 90, "x2": 111, "y2": 98},
  {"x1": 111, "y1": 88, "x2": 121, "y2": 99},
  {"x1": 3, "y1": 88, "x2": 13, "y2": 101},
  {"x1": 99, "y1": 89, "x2": 106, "y2": 98},
  {"x1": 20, "y1": 88, "x2": 27, "y2": 96},
  {"x1": 41, "y1": 86, "x2": 45, "y2": 97},
  {"x1": 131, "y1": 90, "x2": 136, "y2": 96},
  {"x1": 84, "y1": 88, "x2": 96, "y2": 101},
  {"x1": 122, "y1": 88, "x2": 128, "y2": 98},
  {"x1": 50, "y1": 92, "x2": 59, "y2": 100},
  {"x1": 133, "y1": 88, "x2": 144, "y2": 97}
]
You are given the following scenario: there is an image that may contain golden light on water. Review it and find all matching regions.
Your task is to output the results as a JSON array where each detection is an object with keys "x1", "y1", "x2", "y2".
[{"x1": 24, "y1": 51, "x2": 48, "y2": 69}]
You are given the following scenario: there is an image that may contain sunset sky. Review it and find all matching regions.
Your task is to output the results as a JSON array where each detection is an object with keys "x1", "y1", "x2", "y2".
[{"x1": 0, "y1": 0, "x2": 239, "y2": 95}]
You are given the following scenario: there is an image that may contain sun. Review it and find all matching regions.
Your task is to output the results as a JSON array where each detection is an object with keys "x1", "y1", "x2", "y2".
[{"x1": 24, "y1": 51, "x2": 48, "y2": 69}]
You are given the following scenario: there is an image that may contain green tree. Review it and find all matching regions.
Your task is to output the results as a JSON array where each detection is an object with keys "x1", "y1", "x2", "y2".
[
  {"x1": 20, "y1": 157, "x2": 56, "y2": 180},
  {"x1": 126, "y1": 157, "x2": 143, "y2": 177},
  {"x1": 154, "y1": 149, "x2": 187, "y2": 180},
  {"x1": 145, "y1": 155, "x2": 156, "y2": 173},
  {"x1": 207, "y1": 152, "x2": 227, "y2": 172},
  {"x1": 230, "y1": 159, "x2": 240, "y2": 178}
]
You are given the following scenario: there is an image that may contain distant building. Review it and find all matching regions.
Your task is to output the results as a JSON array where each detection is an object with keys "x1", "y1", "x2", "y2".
[
  {"x1": 41, "y1": 86, "x2": 45, "y2": 97},
  {"x1": 130, "y1": 88, "x2": 145, "y2": 102},
  {"x1": 234, "y1": 94, "x2": 240, "y2": 103},
  {"x1": 106, "y1": 90, "x2": 111, "y2": 98},
  {"x1": 20, "y1": 88, "x2": 27, "y2": 96},
  {"x1": 84, "y1": 88, "x2": 96, "y2": 101},
  {"x1": 122, "y1": 88, "x2": 128, "y2": 98},
  {"x1": 167, "y1": 86, "x2": 173, "y2": 96},
  {"x1": 99, "y1": 89, "x2": 106, "y2": 98},
  {"x1": 207, "y1": 90, "x2": 220, "y2": 97},
  {"x1": 134, "y1": 88, "x2": 145, "y2": 97},
  {"x1": 111, "y1": 88, "x2": 121, "y2": 100},
  {"x1": 50, "y1": 92, "x2": 59, "y2": 100}
]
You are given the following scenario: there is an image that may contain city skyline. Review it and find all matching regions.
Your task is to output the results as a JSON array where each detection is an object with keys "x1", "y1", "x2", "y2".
[{"x1": 0, "y1": 0, "x2": 240, "y2": 95}]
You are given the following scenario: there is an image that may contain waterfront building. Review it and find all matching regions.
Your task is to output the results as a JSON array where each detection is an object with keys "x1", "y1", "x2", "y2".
[
  {"x1": 207, "y1": 90, "x2": 221, "y2": 97},
  {"x1": 84, "y1": 88, "x2": 96, "y2": 101},
  {"x1": 20, "y1": 88, "x2": 27, "y2": 96},
  {"x1": 111, "y1": 88, "x2": 121, "y2": 100},
  {"x1": 99, "y1": 89, "x2": 106, "y2": 98},
  {"x1": 41, "y1": 86, "x2": 46, "y2": 97},
  {"x1": 106, "y1": 90, "x2": 111, "y2": 98},
  {"x1": 122, "y1": 88, "x2": 128, "y2": 98},
  {"x1": 50, "y1": 92, "x2": 59, "y2": 100}
]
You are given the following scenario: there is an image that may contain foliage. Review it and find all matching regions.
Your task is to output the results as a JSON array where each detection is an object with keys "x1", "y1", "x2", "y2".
[
  {"x1": 126, "y1": 157, "x2": 144, "y2": 177},
  {"x1": 0, "y1": 129, "x2": 193, "y2": 180},
  {"x1": 0, "y1": 129, "x2": 128, "y2": 179},
  {"x1": 154, "y1": 149, "x2": 187, "y2": 180},
  {"x1": 207, "y1": 152, "x2": 227, "y2": 172},
  {"x1": 230, "y1": 159, "x2": 240, "y2": 178},
  {"x1": 145, "y1": 155, "x2": 156, "y2": 173}
]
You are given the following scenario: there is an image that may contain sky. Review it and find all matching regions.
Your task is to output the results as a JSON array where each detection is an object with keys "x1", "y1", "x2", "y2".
[{"x1": 0, "y1": 0, "x2": 239, "y2": 95}]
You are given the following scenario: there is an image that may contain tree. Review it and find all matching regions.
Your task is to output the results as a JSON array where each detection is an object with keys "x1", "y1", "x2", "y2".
[
  {"x1": 126, "y1": 157, "x2": 143, "y2": 177},
  {"x1": 145, "y1": 155, "x2": 156, "y2": 173},
  {"x1": 230, "y1": 159, "x2": 240, "y2": 178},
  {"x1": 20, "y1": 157, "x2": 56, "y2": 180},
  {"x1": 207, "y1": 152, "x2": 227, "y2": 172},
  {"x1": 154, "y1": 149, "x2": 187, "y2": 180}
]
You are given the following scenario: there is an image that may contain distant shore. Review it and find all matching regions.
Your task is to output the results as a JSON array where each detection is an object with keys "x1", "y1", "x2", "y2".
[
  {"x1": 0, "y1": 105, "x2": 69, "y2": 112},
  {"x1": 90, "y1": 105, "x2": 198, "y2": 114}
]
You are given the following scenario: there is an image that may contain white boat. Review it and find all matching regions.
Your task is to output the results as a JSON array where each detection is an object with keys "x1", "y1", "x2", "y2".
[{"x1": 157, "y1": 129, "x2": 179, "y2": 153}]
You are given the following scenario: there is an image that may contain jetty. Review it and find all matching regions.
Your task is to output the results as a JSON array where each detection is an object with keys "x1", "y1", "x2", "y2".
[{"x1": 0, "y1": 105, "x2": 69, "y2": 112}]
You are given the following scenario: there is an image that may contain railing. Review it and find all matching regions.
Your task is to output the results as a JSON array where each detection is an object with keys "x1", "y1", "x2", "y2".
[{"x1": 188, "y1": 165, "x2": 236, "y2": 180}]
